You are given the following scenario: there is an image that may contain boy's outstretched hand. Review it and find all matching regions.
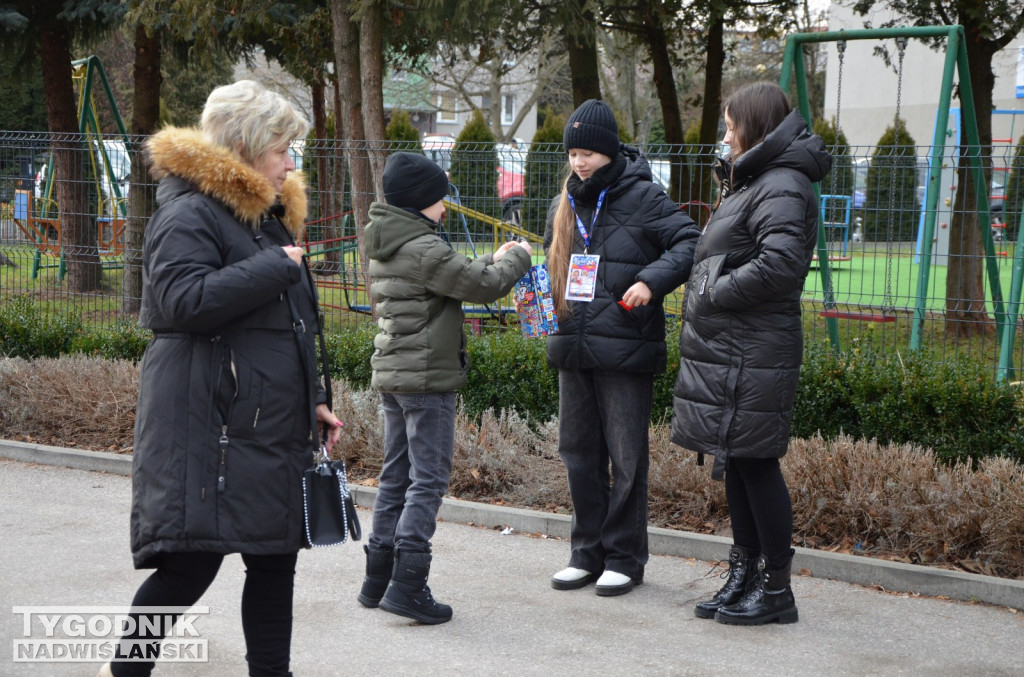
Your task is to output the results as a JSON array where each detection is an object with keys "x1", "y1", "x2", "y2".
[{"x1": 493, "y1": 239, "x2": 532, "y2": 261}]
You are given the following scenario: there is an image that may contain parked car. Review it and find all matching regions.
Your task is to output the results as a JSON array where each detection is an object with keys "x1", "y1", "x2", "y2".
[
  {"x1": 423, "y1": 134, "x2": 455, "y2": 175},
  {"x1": 496, "y1": 141, "x2": 525, "y2": 226}
]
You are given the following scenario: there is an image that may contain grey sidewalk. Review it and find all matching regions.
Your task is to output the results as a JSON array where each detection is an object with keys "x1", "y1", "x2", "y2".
[{"x1": 1, "y1": 449, "x2": 1023, "y2": 676}]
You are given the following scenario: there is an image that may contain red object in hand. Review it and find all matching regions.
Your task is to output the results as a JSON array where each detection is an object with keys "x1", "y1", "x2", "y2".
[{"x1": 618, "y1": 300, "x2": 634, "y2": 311}]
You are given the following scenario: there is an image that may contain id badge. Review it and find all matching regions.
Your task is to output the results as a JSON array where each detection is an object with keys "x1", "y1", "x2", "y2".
[{"x1": 566, "y1": 253, "x2": 600, "y2": 302}]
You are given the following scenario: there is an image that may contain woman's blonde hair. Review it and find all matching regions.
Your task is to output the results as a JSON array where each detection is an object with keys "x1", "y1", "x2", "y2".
[
  {"x1": 200, "y1": 80, "x2": 309, "y2": 164},
  {"x1": 546, "y1": 174, "x2": 577, "y2": 317}
]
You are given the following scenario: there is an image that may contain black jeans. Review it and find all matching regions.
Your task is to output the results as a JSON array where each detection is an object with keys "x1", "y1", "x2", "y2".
[
  {"x1": 557, "y1": 369, "x2": 653, "y2": 579},
  {"x1": 725, "y1": 457, "x2": 793, "y2": 569},
  {"x1": 111, "y1": 551, "x2": 297, "y2": 677}
]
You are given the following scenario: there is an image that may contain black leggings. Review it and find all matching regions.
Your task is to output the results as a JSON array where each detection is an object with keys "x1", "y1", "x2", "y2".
[
  {"x1": 725, "y1": 457, "x2": 793, "y2": 570},
  {"x1": 112, "y1": 551, "x2": 297, "y2": 677}
]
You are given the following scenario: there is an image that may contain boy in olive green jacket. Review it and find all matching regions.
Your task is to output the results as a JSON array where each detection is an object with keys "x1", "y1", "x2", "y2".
[{"x1": 358, "y1": 151, "x2": 532, "y2": 624}]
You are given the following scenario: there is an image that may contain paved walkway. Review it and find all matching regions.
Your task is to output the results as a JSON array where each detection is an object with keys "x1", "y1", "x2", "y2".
[{"x1": 1, "y1": 457, "x2": 1023, "y2": 676}]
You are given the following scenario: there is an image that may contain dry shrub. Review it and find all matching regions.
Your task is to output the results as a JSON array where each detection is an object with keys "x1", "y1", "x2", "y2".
[
  {"x1": 2, "y1": 356, "x2": 1023, "y2": 578},
  {"x1": 648, "y1": 425, "x2": 728, "y2": 533},
  {"x1": 0, "y1": 356, "x2": 138, "y2": 450},
  {"x1": 786, "y1": 434, "x2": 1024, "y2": 577},
  {"x1": 450, "y1": 408, "x2": 570, "y2": 512}
]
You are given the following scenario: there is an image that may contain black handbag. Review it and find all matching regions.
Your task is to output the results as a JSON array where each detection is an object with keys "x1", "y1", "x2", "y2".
[
  {"x1": 281, "y1": 252, "x2": 362, "y2": 548},
  {"x1": 302, "y1": 443, "x2": 361, "y2": 547}
]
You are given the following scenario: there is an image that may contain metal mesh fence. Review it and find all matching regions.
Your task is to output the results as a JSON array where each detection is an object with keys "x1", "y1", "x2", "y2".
[{"x1": 1, "y1": 131, "x2": 1022, "y2": 377}]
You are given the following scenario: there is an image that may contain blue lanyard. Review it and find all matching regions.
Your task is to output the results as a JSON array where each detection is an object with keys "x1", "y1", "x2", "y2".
[{"x1": 567, "y1": 187, "x2": 608, "y2": 253}]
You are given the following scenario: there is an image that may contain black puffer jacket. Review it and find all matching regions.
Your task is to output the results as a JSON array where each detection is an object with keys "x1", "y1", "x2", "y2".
[
  {"x1": 544, "y1": 146, "x2": 699, "y2": 373},
  {"x1": 671, "y1": 110, "x2": 832, "y2": 479},
  {"x1": 130, "y1": 127, "x2": 323, "y2": 568}
]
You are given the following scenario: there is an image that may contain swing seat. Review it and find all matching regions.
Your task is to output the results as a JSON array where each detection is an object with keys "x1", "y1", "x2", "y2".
[{"x1": 819, "y1": 309, "x2": 896, "y2": 323}]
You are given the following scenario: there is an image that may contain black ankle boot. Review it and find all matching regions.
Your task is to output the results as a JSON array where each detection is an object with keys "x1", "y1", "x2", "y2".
[
  {"x1": 357, "y1": 544, "x2": 394, "y2": 608},
  {"x1": 379, "y1": 551, "x2": 453, "y2": 625},
  {"x1": 715, "y1": 550, "x2": 798, "y2": 626},
  {"x1": 694, "y1": 545, "x2": 756, "y2": 619}
]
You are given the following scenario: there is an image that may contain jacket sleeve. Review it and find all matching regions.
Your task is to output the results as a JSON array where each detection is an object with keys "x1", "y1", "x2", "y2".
[
  {"x1": 712, "y1": 180, "x2": 815, "y2": 310},
  {"x1": 145, "y1": 201, "x2": 303, "y2": 332},
  {"x1": 634, "y1": 185, "x2": 701, "y2": 298},
  {"x1": 421, "y1": 238, "x2": 532, "y2": 304}
]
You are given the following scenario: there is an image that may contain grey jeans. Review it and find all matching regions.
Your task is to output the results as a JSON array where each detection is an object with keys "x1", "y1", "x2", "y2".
[
  {"x1": 369, "y1": 391, "x2": 457, "y2": 554},
  {"x1": 558, "y1": 369, "x2": 653, "y2": 579}
]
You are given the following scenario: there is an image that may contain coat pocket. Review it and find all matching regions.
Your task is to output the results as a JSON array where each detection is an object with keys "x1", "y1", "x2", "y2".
[{"x1": 685, "y1": 254, "x2": 727, "y2": 338}]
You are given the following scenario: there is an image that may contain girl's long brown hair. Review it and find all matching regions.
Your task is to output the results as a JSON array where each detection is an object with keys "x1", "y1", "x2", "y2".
[{"x1": 546, "y1": 175, "x2": 576, "y2": 318}]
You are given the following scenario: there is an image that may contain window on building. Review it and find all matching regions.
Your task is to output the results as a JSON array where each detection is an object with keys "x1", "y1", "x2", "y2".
[
  {"x1": 436, "y1": 93, "x2": 457, "y2": 123},
  {"x1": 502, "y1": 95, "x2": 516, "y2": 125}
]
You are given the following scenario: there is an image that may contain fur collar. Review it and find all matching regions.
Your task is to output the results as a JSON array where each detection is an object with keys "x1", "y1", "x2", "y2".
[{"x1": 146, "y1": 126, "x2": 307, "y2": 237}]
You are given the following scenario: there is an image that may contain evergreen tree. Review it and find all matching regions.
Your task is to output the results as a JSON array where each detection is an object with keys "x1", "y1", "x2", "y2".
[
  {"x1": 0, "y1": 51, "x2": 47, "y2": 131},
  {"x1": 814, "y1": 118, "x2": 855, "y2": 227},
  {"x1": 385, "y1": 110, "x2": 422, "y2": 154},
  {"x1": 522, "y1": 110, "x2": 566, "y2": 237},
  {"x1": 863, "y1": 119, "x2": 918, "y2": 242},
  {"x1": 449, "y1": 108, "x2": 498, "y2": 228}
]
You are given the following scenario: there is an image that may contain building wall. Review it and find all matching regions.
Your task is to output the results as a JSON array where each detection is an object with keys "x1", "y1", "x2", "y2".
[{"x1": 824, "y1": 3, "x2": 1024, "y2": 150}]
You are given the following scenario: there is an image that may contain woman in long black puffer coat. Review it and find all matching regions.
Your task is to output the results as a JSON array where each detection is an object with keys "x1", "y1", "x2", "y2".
[
  {"x1": 671, "y1": 81, "x2": 831, "y2": 626},
  {"x1": 100, "y1": 80, "x2": 342, "y2": 677}
]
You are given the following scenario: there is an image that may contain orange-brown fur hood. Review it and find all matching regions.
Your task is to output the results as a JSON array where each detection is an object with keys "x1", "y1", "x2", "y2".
[{"x1": 146, "y1": 126, "x2": 308, "y2": 238}]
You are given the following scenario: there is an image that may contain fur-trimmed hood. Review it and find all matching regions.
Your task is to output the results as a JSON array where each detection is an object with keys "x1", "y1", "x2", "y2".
[{"x1": 146, "y1": 126, "x2": 308, "y2": 237}]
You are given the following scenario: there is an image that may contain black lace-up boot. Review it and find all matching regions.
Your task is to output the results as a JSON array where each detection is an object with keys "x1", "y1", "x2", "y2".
[
  {"x1": 694, "y1": 545, "x2": 756, "y2": 619},
  {"x1": 715, "y1": 550, "x2": 798, "y2": 626}
]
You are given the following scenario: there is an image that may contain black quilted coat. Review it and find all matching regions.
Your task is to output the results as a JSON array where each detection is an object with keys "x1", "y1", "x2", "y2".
[
  {"x1": 544, "y1": 146, "x2": 700, "y2": 373},
  {"x1": 671, "y1": 110, "x2": 832, "y2": 480}
]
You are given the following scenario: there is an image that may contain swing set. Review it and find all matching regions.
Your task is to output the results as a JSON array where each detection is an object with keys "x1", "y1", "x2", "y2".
[
  {"x1": 13, "y1": 55, "x2": 131, "y2": 279},
  {"x1": 781, "y1": 25, "x2": 1023, "y2": 380}
]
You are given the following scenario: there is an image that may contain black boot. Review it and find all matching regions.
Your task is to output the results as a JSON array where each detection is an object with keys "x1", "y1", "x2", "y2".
[
  {"x1": 357, "y1": 544, "x2": 394, "y2": 608},
  {"x1": 715, "y1": 550, "x2": 798, "y2": 626},
  {"x1": 694, "y1": 545, "x2": 755, "y2": 619},
  {"x1": 378, "y1": 551, "x2": 453, "y2": 625}
]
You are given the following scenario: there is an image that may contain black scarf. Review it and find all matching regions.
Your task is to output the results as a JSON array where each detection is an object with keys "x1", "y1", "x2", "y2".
[{"x1": 566, "y1": 154, "x2": 626, "y2": 207}]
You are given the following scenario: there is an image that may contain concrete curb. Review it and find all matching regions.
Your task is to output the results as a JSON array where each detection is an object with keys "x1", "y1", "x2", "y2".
[{"x1": 3, "y1": 440, "x2": 1022, "y2": 610}]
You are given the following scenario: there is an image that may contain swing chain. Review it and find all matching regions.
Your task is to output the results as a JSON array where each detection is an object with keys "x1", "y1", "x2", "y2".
[{"x1": 882, "y1": 37, "x2": 908, "y2": 315}]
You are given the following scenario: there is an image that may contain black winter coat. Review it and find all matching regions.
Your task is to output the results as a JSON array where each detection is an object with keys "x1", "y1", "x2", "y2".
[
  {"x1": 544, "y1": 147, "x2": 699, "y2": 373},
  {"x1": 130, "y1": 128, "x2": 323, "y2": 568},
  {"x1": 671, "y1": 110, "x2": 832, "y2": 480}
]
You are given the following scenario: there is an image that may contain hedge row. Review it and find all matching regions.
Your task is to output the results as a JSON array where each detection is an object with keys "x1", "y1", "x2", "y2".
[{"x1": 3, "y1": 298, "x2": 1021, "y2": 465}]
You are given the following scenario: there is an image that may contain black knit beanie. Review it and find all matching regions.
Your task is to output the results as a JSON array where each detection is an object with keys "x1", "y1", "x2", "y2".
[
  {"x1": 563, "y1": 99, "x2": 620, "y2": 158},
  {"x1": 382, "y1": 151, "x2": 449, "y2": 211}
]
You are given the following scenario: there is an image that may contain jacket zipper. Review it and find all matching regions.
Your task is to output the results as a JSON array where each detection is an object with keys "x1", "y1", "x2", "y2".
[{"x1": 216, "y1": 348, "x2": 238, "y2": 493}]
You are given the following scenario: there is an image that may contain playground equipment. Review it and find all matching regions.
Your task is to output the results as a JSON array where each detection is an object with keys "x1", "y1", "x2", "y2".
[
  {"x1": 782, "y1": 25, "x2": 1015, "y2": 376},
  {"x1": 12, "y1": 55, "x2": 131, "y2": 279}
]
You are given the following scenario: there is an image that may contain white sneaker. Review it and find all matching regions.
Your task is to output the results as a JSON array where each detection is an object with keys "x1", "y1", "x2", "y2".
[
  {"x1": 551, "y1": 566, "x2": 597, "y2": 590},
  {"x1": 595, "y1": 570, "x2": 637, "y2": 596}
]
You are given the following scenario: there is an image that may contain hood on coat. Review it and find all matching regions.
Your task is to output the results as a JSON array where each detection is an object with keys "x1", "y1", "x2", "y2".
[
  {"x1": 726, "y1": 109, "x2": 831, "y2": 189},
  {"x1": 364, "y1": 201, "x2": 439, "y2": 261},
  {"x1": 146, "y1": 126, "x2": 308, "y2": 237}
]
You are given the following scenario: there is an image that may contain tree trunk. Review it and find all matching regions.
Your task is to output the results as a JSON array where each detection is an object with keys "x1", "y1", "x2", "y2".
[
  {"x1": 566, "y1": 0, "x2": 601, "y2": 106},
  {"x1": 695, "y1": 14, "x2": 726, "y2": 224},
  {"x1": 41, "y1": 23, "x2": 102, "y2": 292},
  {"x1": 310, "y1": 75, "x2": 341, "y2": 271},
  {"x1": 359, "y1": 1, "x2": 386, "y2": 200},
  {"x1": 641, "y1": 1, "x2": 689, "y2": 204},
  {"x1": 123, "y1": 23, "x2": 161, "y2": 314},
  {"x1": 331, "y1": 0, "x2": 372, "y2": 298},
  {"x1": 944, "y1": 23, "x2": 996, "y2": 338}
]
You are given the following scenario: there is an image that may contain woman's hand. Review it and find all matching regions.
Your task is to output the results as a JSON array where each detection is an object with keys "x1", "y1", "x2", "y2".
[
  {"x1": 316, "y1": 403, "x2": 343, "y2": 452},
  {"x1": 622, "y1": 281, "x2": 653, "y2": 308},
  {"x1": 282, "y1": 246, "x2": 304, "y2": 266}
]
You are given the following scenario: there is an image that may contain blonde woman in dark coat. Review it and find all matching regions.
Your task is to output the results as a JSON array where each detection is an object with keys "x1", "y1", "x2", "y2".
[{"x1": 100, "y1": 80, "x2": 340, "y2": 677}]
